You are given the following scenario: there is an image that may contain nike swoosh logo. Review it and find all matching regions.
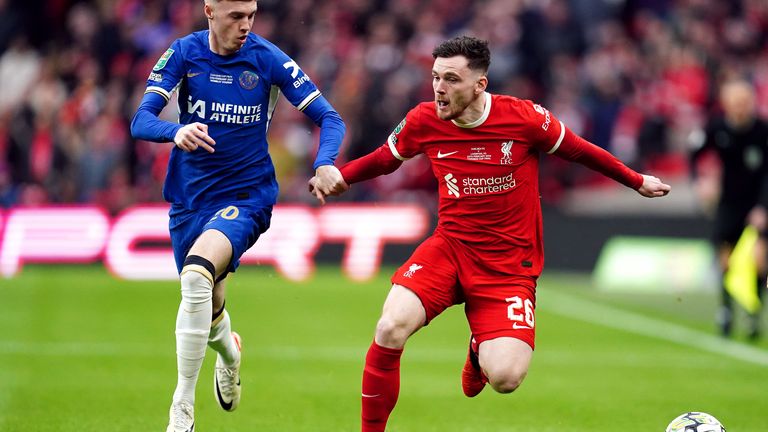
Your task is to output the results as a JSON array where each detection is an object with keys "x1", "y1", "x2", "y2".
[
  {"x1": 215, "y1": 375, "x2": 234, "y2": 410},
  {"x1": 187, "y1": 71, "x2": 204, "y2": 78},
  {"x1": 437, "y1": 150, "x2": 459, "y2": 159},
  {"x1": 361, "y1": 393, "x2": 381, "y2": 398},
  {"x1": 512, "y1": 323, "x2": 532, "y2": 329}
]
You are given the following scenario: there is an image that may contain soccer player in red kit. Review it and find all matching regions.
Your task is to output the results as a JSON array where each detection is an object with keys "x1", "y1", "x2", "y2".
[{"x1": 310, "y1": 36, "x2": 671, "y2": 432}]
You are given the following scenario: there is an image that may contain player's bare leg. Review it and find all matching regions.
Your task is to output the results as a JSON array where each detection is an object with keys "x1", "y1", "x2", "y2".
[
  {"x1": 362, "y1": 284, "x2": 426, "y2": 432},
  {"x1": 168, "y1": 229, "x2": 232, "y2": 432},
  {"x1": 477, "y1": 337, "x2": 532, "y2": 394}
]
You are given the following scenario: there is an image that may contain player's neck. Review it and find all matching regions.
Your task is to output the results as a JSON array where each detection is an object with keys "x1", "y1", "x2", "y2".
[
  {"x1": 454, "y1": 92, "x2": 488, "y2": 126},
  {"x1": 208, "y1": 31, "x2": 238, "y2": 56}
]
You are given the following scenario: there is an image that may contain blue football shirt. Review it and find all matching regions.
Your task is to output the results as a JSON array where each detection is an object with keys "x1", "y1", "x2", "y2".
[{"x1": 134, "y1": 30, "x2": 340, "y2": 210}]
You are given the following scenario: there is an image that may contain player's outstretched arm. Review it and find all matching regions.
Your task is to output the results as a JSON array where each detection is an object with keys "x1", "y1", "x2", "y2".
[
  {"x1": 174, "y1": 122, "x2": 216, "y2": 153},
  {"x1": 549, "y1": 125, "x2": 670, "y2": 198},
  {"x1": 307, "y1": 144, "x2": 403, "y2": 204},
  {"x1": 636, "y1": 174, "x2": 671, "y2": 198}
]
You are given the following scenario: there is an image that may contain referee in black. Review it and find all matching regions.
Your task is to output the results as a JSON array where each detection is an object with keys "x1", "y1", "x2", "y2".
[{"x1": 690, "y1": 79, "x2": 768, "y2": 340}]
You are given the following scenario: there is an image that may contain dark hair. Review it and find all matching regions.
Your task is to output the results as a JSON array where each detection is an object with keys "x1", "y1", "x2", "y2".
[{"x1": 432, "y1": 36, "x2": 490, "y2": 72}]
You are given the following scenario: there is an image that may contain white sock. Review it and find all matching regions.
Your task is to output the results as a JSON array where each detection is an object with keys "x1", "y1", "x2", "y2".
[
  {"x1": 208, "y1": 310, "x2": 240, "y2": 367},
  {"x1": 172, "y1": 270, "x2": 213, "y2": 404}
]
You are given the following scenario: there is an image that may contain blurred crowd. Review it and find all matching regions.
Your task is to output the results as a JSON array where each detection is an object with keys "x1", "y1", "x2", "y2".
[{"x1": 2, "y1": 0, "x2": 768, "y2": 213}]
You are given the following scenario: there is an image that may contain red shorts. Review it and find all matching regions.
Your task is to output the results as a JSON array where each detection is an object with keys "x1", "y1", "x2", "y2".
[{"x1": 391, "y1": 232, "x2": 538, "y2": 349}]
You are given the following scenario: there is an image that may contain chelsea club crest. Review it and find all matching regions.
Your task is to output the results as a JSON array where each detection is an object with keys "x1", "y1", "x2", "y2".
[{"x1": 239, "y1": 71, "x2": 259, "y2": 90}]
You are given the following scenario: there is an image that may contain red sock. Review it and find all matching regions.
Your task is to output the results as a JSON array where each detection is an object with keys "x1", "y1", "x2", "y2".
[{"x1": 361, "y1": 341, "x2": 403, "y2": 432}]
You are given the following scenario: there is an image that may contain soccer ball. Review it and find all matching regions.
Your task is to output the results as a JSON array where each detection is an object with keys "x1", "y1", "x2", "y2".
[{"x1": 666, "y1": 412, "x2": 726, "y2": 432}]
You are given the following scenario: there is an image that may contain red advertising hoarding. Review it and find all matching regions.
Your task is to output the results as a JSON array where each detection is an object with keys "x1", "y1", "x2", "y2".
[{"x1": 0, "y1": 204, "x2": 429, "y2": 281}]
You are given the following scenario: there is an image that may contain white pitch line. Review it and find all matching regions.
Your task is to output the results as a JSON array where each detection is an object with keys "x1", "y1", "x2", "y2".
[{"x1": 543, "y1": 290, "x2": 768, "y2": 367}]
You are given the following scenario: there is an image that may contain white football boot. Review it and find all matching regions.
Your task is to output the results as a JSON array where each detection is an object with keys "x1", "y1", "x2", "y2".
[
  {"x1": 166, "y1": 400, "x2": 194, "y2": 432},
  {"x1": 214, "y1": 331, "x2": 242, "y2": 411}
]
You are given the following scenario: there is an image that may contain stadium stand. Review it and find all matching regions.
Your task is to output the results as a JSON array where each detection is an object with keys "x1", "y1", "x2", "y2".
[{"x1": 1, "y1": 0, "x2": 767, "y2": 214}]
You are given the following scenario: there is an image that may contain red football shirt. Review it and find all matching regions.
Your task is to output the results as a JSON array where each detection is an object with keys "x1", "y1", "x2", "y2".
[{"x1": 343, "y1": 92, "x2": 642, "y2": 278}]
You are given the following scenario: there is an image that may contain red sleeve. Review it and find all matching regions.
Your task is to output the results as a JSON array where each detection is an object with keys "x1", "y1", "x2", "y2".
[
  {"x1": 339, "y1": 144, "x2": 403, "y2": 184},
  {"x1": 552, "y1": 127, "x2": 644, "y2": 190}
]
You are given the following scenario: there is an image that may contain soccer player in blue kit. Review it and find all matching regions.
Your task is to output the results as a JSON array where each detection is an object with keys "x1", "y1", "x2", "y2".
[{"x1": 130, "y1": 1, "x2": 347, "y2": 430}]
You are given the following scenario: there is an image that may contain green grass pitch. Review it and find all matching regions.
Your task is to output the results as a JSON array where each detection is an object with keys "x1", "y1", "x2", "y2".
[{"x1": 1, "y1": 265, "x2": 767, "y2": 431}]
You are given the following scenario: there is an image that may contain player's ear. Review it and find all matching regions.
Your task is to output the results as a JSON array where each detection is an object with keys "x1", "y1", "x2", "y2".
[
  {"x1": 475, "y1": 75, "x2": 488, "y2": 94},
  {"x1": 204, "y1": 3, "x2": 213, "y2": 19}
]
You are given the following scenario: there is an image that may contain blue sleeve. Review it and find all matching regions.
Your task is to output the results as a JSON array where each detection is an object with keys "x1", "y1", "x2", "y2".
[
  {"x1": 264, "y1": 45, "x2": 344, "y2": 169},
  {"x1": 130, "y1": 92, "x2": 183, "y2": 143},
  {"x1": 302, "y1": 95, "x2": 345, "y2": 169},
  {"x1": 130, "y1": 41, "x2": 185, "y2": 143}
]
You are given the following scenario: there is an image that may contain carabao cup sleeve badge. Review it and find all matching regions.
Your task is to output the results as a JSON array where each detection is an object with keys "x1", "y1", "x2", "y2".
[
  {"x1": 153, "y1": 48, "x2": 174, "y2": 71},
  {"x1": 239, "y1": 71, "x2": 259, "y2": 90}
]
